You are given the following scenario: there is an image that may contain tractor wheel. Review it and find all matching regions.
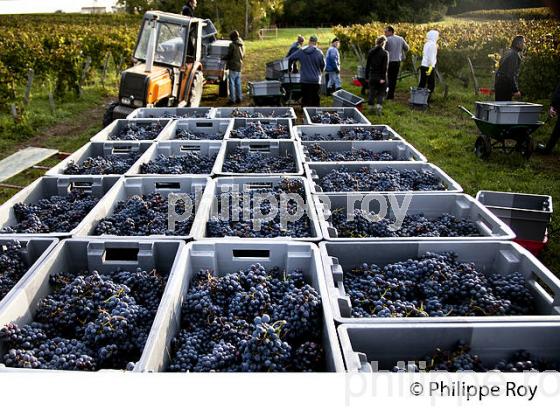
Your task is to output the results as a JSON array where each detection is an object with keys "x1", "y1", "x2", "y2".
[
  {"x1": 517, "y1": 135, "x2": 534, "y2": 160},
  {"x1": 188, "y1": 70, "x2": 204, "y2": 107},
  {"x1": 103, "y1": 102, "x2": 119, "y2": 127},
  {"x1": 474, "y1": 135, "x2": 492, "y2": 159}
]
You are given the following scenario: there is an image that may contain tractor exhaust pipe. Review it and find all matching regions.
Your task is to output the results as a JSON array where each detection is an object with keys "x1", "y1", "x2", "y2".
[{"x1": 145, "y1": 17, "x2": 158, "y2": 73}]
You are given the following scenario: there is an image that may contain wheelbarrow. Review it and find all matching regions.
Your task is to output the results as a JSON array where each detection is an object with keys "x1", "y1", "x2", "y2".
[{"x1": 459, "y1": 105, "x2": 544, "y2": 160}]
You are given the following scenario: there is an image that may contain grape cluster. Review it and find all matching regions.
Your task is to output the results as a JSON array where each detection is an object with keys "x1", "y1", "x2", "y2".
[
  {"x1": 109, "y1": 123, "x2": 163, "y2": 141},
  {"x1": 207, "y1": 179, "x2": 313, "y2": 238},
  {"x1": 175, "y1": 129, "x2": 223, "y2": 140},
  {"x1": 230, "y1": 122, "x2": 290, "y2": 139},
  {"x1": 227, "y1": 109, "x2": 292, "y2": 119},
  {"x1": 344, "y1": 252, "x2": 536, "y2": 318},
  {"x1": 1, "y1": 190, "x2": 99, "y2": 234},
  {"x1": 94, "y1": 192, "x2": 196, "y2": 236},
  {"x1": 63, "y1": 153, "x2": 140, "y2": 175},
  {"x1": 0, "y1": 240, "x2": 28, "y2": 301},
  {"x1": 331, "y1": 209, "x2": 480, "y2": 238},
  {"x1": 318, "y1": 166, "x2": 446, "y2": 192},
  {"x1": 139, "y1": 153, "x2": 216, "y2": 174},
  {"x1": 169, "y1": 264, "x2": 324, "y2": 372},
  {"x1": 310, "y1": 112, "x2": 358, "y2": 124},
  {"x1": 392, "y1": 341, "x2": 560, "y2": 372},
  {"x1": 307, "y1": 144, "x2": 394, "y2": 161},
  {"x1": 0, "y1": 267, "x2": 168, "y2": 370},
  {"x1": 300, "y1": 127, "x2": 385, "y2": 141},
  {"x1": 222, "y1": 147, "x2": 296, "y2": 173}
]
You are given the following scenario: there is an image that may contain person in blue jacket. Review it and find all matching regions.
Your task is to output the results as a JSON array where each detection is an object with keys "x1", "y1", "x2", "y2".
[
  {"x1": 325, "y1": 37, "x2": 342, "y2": 94},
  {"x1": 288, "y1": 35, "x2": 326, "y2": 107},
  {"x1": 286, "y1": 35, "x2": 304, "y2": 73}
]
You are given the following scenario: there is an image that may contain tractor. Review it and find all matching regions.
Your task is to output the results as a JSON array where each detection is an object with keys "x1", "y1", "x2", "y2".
[{"x1": 104, "y1": 11, "x2": 209, "y2": 126}]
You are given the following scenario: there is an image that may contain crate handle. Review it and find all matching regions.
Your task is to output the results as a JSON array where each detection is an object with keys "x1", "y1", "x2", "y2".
[
  {"x1": 70, "y1": 181, "x2": 93, "y2": 192},
  {"x1": 180, "y1": 145, "x2": 201, "y2": 152},
  {"x1": 246, "y1": 183, "x2": 273, "y2": 190},
  {"x1": 195, "y1": 122, "x2": 214, "y2": 128},
  {"x1": 104, "y1": 247, "x2": 139, "y2": 261},
  {"x1": 155, "y1": 182, "x2": 181, "y2": 190},
  {"x1": 248, "y1": 144, "x2": 270, "y2": 152},
  {"x1": 232, "y1": 249, "x2": 270, "y2": 259},
  {"x1": 476, "y1": 214, "x2": 494, "y2": 236},
  {"x1": 111, "y1": 145, "x2": 134, "y2": 154}
]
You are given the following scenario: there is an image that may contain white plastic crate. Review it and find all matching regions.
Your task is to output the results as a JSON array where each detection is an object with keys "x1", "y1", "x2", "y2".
[
  {"x1": 303, "y1": 107, "x2": 371, "y2": 125},
  {"x1": 248, "y1": 81, "x2": 283, "y2": 97},
  {"x1": 90, "y1": 119, "x2": 173, "y2": 143},
  {"x1": 475, "y1": 101, "x2": 543, "y2": 124},
  {"x1": 214, "y1": 107, "x2": 296, "y2": 120},
  {"x1": 207, "y1": 40, "x2": 231, "y2": 58},
  {"x1": 227, "y1": 118, "x2": 295, "y2": 140},
  {"x1": 332, "y1": 89, "x2": 364, "y2": 109},
  {"x1": 320, "y1": 241, "x2": 560, "y2": 324},
  {"x1": 127, "y1": 107, "x2": 214, "y2": 120},
  {"x1": 158, "y1": 118, "x2": 233, "y2": 141},
  {"x1": 295, "y1": 124, "x2": 404, "y2": 142},
  {"x1": 136, "y1": 240, "x2": 344, "y2": 372}
]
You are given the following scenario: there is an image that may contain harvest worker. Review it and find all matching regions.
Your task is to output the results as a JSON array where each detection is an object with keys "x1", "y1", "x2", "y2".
[
  {"x1": 181, "y1": 0, "x2": 197, "y2": 16},
  {"x1": 495, "y1": 35, "x2": 525, "y2": 101},
  {"x1": 286, "y1": 35, "x2": 305, "y2": 73},
  {"x1": 418, "y1": 29, "x2": 439, "y2": 99},
  {"x1": 288, "y1": 35, "x2": 325, "y2": 107},
  {"x1": 225, "y1": 31, "x2": 245, "y2": 105},
  {"x1": 365, "y1": 35, "x2": 389, "y2": 115},
  {"x1": 325, "y1": 37, "x2": 342, "y2": 94},
  {"x1": 384, "y1": 26, "x2": 409, "y2": 100},
  {"x1": 537, "y1": 81, "x2": 560, "y2": 154}
]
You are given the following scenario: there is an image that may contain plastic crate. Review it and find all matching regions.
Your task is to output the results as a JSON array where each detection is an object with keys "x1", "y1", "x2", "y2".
[
  {"x1": 0, "y1": 176, "x2": 120, "y2": 238},
  {"x1": 475, "y1": 101, "x2": 543, "y2": 124},
  {"x1": 74, "y1": 176, "x2": 211, "y2": 241},
  {"x1": 332, "y1": 89, "x2": 364, "y2": 110},
  {"x1": 125, "y1": 141, "x2": 222, "y2": 177},
  {"x1": 158, "y1": 119, "x2": 233, "y2": 141},
  {"x1": 46, "y1": 142, "x2": 151, "y2": 176},
  {"x1": 214, "y1": 107, "x2": 296, "y2": 120},
  {"x1": 320, "y1": 240, "x2": 560, "y2": 324},
  {"x1": 306, "y1": 162, "x2": 463, "y2": 195},
  {"x1": 267, "y1": 58, "x2": 289, "y2": 72},
  {"x1": 0, "y1": 238, "x2": 185, "y2": 372},
  {"x1": 265, "y1": 61, "x2": 286, "y2": 80},
  {"x1": 191, "y1": 176, "x2": 322, "y2": 242},
  {"x1": 202, "y1": 56, "x2": 226, "y2": 81},
  {"x1": 90, "y1": 119, "x2": 173, "y2": 142},
  {"x1": 356, "y1": 66, "x2": 366, "y2": 79},
  {"x1": 227, "y1": 118, "x2": 295, "y2": 140},
  {"x1": 476, "y1": 190, "x2": 552, "y2": 242},
  {"x1": 314, "y1": 193, "x2": 515, "y2": 241},
  {"x1": 409, "y1": 87, "x2": 430, "y2": 106},
  {"x1": 279, "y1": 73, "x2": 300, "y2": 84},
  {"x1": 303, "y1": 107, "x2": 371, "y2": 125},
  {"x1": 213, "y1": 140, "x2": 304, "y2": 176},
  {"x1": 127, "y1": 107, "x2": 214, "y2": 120},
  {"x1": 136, "y1": 240, "x2": 344, "y2": 372},
  {"x1": 202, "y1": 19, "x2": 218, "y2": 39},
  {"x1": 338, "y1": 323, "x2": 560, "y2": 372},
  {"x1": 207, "y1": 40, "x2": 231, "y2": 58},
  {"x1": 248, "y1": 81, "x2": 283, "y2": 97},
  {"x1": 0, "y1": 237, "x2": 58, "y2": 311},
  {"x1": 299, "y1": 140, "x2": 427, "y2": 163},
  {"x1": 295, "y1": 125, "x2": 404, "y2": 142}
]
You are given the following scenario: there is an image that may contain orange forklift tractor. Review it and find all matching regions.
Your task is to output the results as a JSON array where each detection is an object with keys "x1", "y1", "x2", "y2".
[{"x1": 104, "y1": 11, "x2": 206, "y2": 126}]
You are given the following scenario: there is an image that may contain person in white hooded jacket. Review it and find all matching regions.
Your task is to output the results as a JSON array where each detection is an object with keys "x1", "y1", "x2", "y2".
[{"x1": 418, "y1": 29, "x2": 439, "y2": 98}]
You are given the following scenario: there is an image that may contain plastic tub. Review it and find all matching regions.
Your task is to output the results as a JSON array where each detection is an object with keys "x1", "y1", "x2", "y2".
[
  {"x1": 475, "y1": 101, "x2": 543, "y2": 124},
  {"x1": 90, "y1": 119, "x2": 173, "y2": 142},
  {"x1": 332, "y1": 89, "x2": 364, "y2": 110},
  {"x1": 207, "y1": 40, "x2": 231, "y2": 58},
  {"x1": 158, "y1": 119, "x2": 233, "y2": 141},
  {"x1": 136, "y1": 240, "x2": 344, "y2": 372},
  {"x1": 127, "y1": 107, "x2": 214, "y2": 120},
  {"x1": 248, "y1": 81, "x2": 283, "y2": 97},
  {"x1": 214, "y1": 107, "x2": 296, "y2": 120},
  {"x1": 303, "y1": 107, "x2": 371, "y2": 125},
  {"x1": 409, "y1": 87, "x2": 430, "y2": 106},
  {"x1": 320, "y1": 240, "x2": 560, "y2": 324},
  {"x1": 227, "y1": 118, "x2": 295, "y2": 140},
  {"x1": 295, "y1": 124, "x2": 404, "y2": 142}
]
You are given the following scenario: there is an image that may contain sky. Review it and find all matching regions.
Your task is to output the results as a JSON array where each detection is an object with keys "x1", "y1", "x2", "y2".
[{"x1": 0, "y1": 0, "x2": 119, "y2": 14}]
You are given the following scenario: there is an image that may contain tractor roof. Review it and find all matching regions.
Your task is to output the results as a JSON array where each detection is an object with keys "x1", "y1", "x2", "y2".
[{"x1": 143, "y1": 10, "x2": 205, "y2": 25}]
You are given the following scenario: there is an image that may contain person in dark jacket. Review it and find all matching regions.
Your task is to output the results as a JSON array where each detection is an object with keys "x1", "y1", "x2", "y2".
[
  {"x1": 181, "y1": 0, "x2": 197, "y2": 16},
  {"x1": 537, "y1": 82, "x2": 560, "y2": 154},
  {"x1": 288, "y1": 35, "x2": 325, "y2": 107},
  {"x1": 365, "y1": 36, "x2": 389, "y2": 115},
  {"x1": 286, "y1": 35, "x2": 304, "y2": 73},
  {"x1": 495, "y1": 35, "x2": 525, "y2": 101},
  {"x1": 225, "y1": 31, "x2": 245, "y2": 104}
]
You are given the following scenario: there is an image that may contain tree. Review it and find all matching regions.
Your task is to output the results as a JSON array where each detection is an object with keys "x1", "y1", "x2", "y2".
[{"x1": 118, "y1": 0, "x2": 153, "y2": 14}]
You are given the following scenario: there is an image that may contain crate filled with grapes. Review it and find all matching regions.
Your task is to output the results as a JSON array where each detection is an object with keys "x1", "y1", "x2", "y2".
[
  {"x1": 303, "y1": 107, "x2": 371, "y2": 125},
  {"x1": 294, "y1": 124, "x2": 404, "y2": 142},
  {"x1": 158, "y1": 119, "x2": 233, "y2": 141},
  {"x1": 90, "y1": 119, "x2": 172, "y2": 142},
  {"x1": 213, "y1": 107, "x2": 296, "y2": 120},
  {"x1": 127, "y1": 107, "x2": 214, "y2": 120},
  {"x1": 227, "y1": 118, "x2": 295, "y2": 140}
]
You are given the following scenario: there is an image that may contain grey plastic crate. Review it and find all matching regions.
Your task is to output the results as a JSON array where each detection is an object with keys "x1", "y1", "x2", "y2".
[
  {"x1": 74, "y1": 176, "x2": 211, "y2": 241},
  {"x1": 158, "y1": 119, "x2": 233, "y2": 141},
  {"x1": 280, "y1": 73, "x2": 301, "y2": 84},
  {"x1": 248, "y1": 80, "x2": 283, "y2": 97},
  {"x1": 314, "y1": 193, "x2": 515, "y2": 241},
  {"x1": 137, "y1": 240, "x2": 344, "y2": 372},
  {"x1": 0, "y1": 237, "x2": 58, "y2": 311},
  {"x1": 320, "y1": 240, "x2": 560, "y2": 324},
  {"x1": 0, "y1": 238, "x2": 185, "y2": 372},
  {"x1": 306, "y1": 162, "x2": 463, "y2": 194},
  {"x1": 90, "y1": 119, "x2": 173, "y2": 142},
  {"x1": 476, "y1": 190, "x2": 552, "y2": 242},
  {"x1": 191, "y1": 176, "x2": 322, "y2": 242},
  {"x1": 202, "y1": 56, "x2": 226, "y2": 81},
  {"x1": 125, "y1": 141, "x2": 222, "y2": 177},
  {"x1": 356, "y1": 66, "x2": 366, "y2": 79},
  {"x1": 214, "y1": 107, "x2": 296, "y2": 120},
  {"x1": 303, "y1": 107, "x2": 371, "y2": 125},
  {"x1": 213, "y1": 140, "x2": 304, "y2": 176},
  {"x1": 46, "y1": 141, "x2": 151, "y2": 176},
  {"x1": 227, "y1": 118, "x2": 295, "y2": 140},
  {"x1": 0, "y1": 176, "x2": 120, "y2": 238},
  {"x1": 475, "y1": 101, "x2": 543, "y2": 124},
  {"x1": 299, "y1": 140, "x2": 426, "y2": 163},
  {"x1": 409, "y1": 87, "x2": 430, "y2": 106},
  {"x1": 127, "y1": 107, "x2": 214, "y2": 120},
  {"x1": 332, "y1": 89, "x2": 364, "y2": 109},
  {"x1": 295, "y1": 124, "x2": 404, "y2": 142},
  {"x1": 265, "y1": 60, "x2": 286, "y2": 80},
  {"x1": 338, "y1": 323, "x2": 560, "y2": 372},
  {"x1": 207, "y1": 39, "x2": 231, "y2": 58},
  {"x1": 202, "y1": 19, "x2": 217, "y2": 39},
  {"x1": 267, "y1": 58, "x2": 289, "y2": 72}
]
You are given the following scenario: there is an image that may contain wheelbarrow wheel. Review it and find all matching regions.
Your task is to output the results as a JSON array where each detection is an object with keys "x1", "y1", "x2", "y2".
[
  {"x1": 517, "y1": 135, "x2": 534, "y2": 160},
  {"x1": 474, "y1": 135, "x2": 492, "y2": 159}
]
